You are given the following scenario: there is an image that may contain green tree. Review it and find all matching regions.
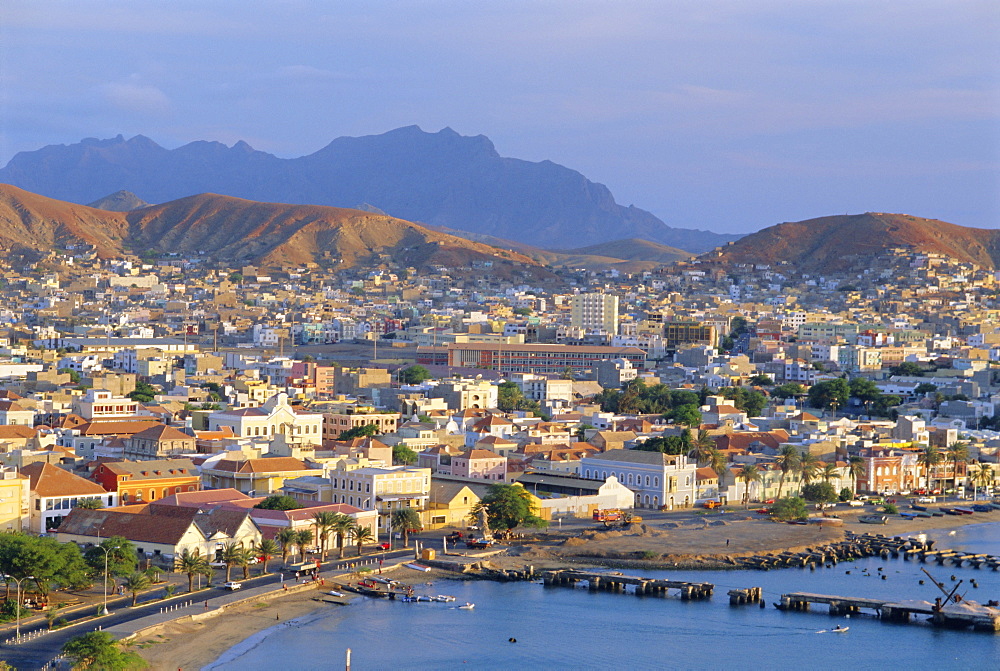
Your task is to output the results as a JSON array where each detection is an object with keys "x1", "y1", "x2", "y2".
[
  {"x1": 276, "y1": 528, "x2": 298, "y2": 564},
  {"x1": 58, "y1": 368, "x2": 82, "y2": 385},
  {"x1": 177, "y1": 549, "x2": 210, "y2": 593},
  {"x1": 849, "y1": 377, "x2": 882, "y2": 404},
  {"x1": 799, "y1": 452, "x2": 821, "y2": 489},
  {"x1": 295, "y1": 529, "x2": 314, "y2": 562},
  {"x1": 914, "y1": 382, "x2": 938, "y2": 395},
  {"x1": 257, "y1": 539, "x2": 280, "y2": 574},
  {"x1": 127, "y1": 381, "x2": 157, "y2": 403},
  {"x1": 771, "y1": 383, "x2": 805, "y2": 401},
  {"x1": 749, "y1": 374, "x2": 773, "y2": 386},
  {"x1": 390, "y1": 508, "x2": 422, "y2": 547},
  {"x1": 820, "y1": 463, "x2": 840, "y2": 484},
  {"x1": 469, "y1": 484, "x2": 546, "y2": 532},
  {"x1": 85, "y1": 537, "x2": 138, "y2": 579},
  {"x1": 839, "y1": 487, "x2": 853, "y2": 502},
  {"x1": 670, "y1": 404, "x2": 702, "y2": 427},
  {"x1": 350, "y1": 524, "x2": 374, "y2": 557},
  {"x1": 62, "y1": 630, "x2": 148, "y2": 670},
  {"x1": 774, "y1": 445, "x2": 801, "y2": 500},
  {"x1": 392, "y1": 444, "x2": 418, "y2": 465},
  {"x1": 801, "y1": 482, "x2": 838, "y2": 503},
  {"x1": 807, "y1": 379, "x2": 849, "y2": 412},
  {"x1": 708, "y1": 448, "x2": 729, "y2": 480},
  {"x1": 330, "y1": 514, "x2": 356, "y2": 560},
  {"x1": 76, "y1": 497, "x2": 104, "y2": 510},
  {"x1": 122, "y1": 571, "x2": 151, "y2": 607},
  {"x1": 399, "y1": 365, "x2": 431, "y2": 385},
  {"x1": 771, "y1": 497, "x2": 808, "y2": 521},
  {"x1": 688, "y1": 429, "x2": 716, "y2": 465},
  {"x1": 497, "y1": 381, "x2": 540, "y2": 414},
  {"x1": 339, "y1": 423, "x2": 380, "y2": 440},
  {"x1": 847, "y1": 455, "x2": 865, "y2": 495},
  {"x1": 254, "y1": 495, "x2": 302, "y2": 511},
  {"x1": 312, "y1": 511, "x2": 337, "y2": 560},
  {"x1": 890, "y1": 362, "x2": 925, "y2": 377},
  {"x1": 946, "y1": 441, "x2": 970, "y2": 492},
  {"x1": 738, "y1": 464, "x2": 761, "y2": 507},
  {"x1": 918, "y1": 444, "x2": 942, "y2": 491},
  {"x1": 220, "y1": 543, "x2": 244, "y2": 583}
]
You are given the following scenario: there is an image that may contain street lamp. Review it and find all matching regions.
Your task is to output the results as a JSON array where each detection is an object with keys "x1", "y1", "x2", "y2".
[
  {"x1": 3, "y1": 574, "x2": 35, "y2": 640},
  {"x1": 95, "y1": 536, "x2": 113, "y2": 616}
]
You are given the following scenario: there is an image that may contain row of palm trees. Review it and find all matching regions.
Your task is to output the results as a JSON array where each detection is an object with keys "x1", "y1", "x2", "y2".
[
  {"x1": 173, "y1": 508, "x2": 425, "y2": 591},
  {"x1": 731, "y1": 446, "x2": 868, "y2": 507}
]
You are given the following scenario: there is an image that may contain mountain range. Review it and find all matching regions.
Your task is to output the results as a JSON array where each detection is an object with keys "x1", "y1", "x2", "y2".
[
  {"x1": 0, "y1": 185, "x2": 553, "y2": 278},
  {"x1": 0, "y1": 127, "x2": 741, "y2": 252}
]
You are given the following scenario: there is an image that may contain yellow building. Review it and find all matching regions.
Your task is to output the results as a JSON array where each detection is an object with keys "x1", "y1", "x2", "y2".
[{"x1": 0, "y1": 468, "x2": 29, "y2": 532}]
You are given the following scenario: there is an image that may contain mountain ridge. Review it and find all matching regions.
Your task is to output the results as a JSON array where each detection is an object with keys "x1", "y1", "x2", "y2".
[{"x1": 0, "y1": 127, "x2": 742, "y2": 252}]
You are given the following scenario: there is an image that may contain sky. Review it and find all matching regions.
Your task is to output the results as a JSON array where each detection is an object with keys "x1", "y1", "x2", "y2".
[{"x1": 1, "y1": 0, "x2": 998, "y2": 234}]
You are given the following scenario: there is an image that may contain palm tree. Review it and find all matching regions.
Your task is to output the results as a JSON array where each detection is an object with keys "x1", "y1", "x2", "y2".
[
  {"x1": 820, "y1": 463, "x2": 839, "y2": 484},
  {"x1": 237, "y1": 547, "x2": 254, "y2": 581},
  {"x1": 738, "y1": 464, "x2": 761, "y2": 508},
  {"x1": 774, "y1": 445, "x2": 801, "y2": 500},
  {"x1": 295, "y1": 529, "x2": 315, "y2": 562},
  {"x1": 330, "y1": 514, "x2": 356, "y2": 560},
  {"x1": 946, "y1": 442, "x2": 970, "y2": 492},
  {"x1": 276, "y1": 528, "x2": 297, "y2": 564},
  {"x1": 220, "y1": 542, "x2": 244, "y2": 582},
  {"x1": 312, "y1": 511, "x2": 337, "y2": 560},
  {"x1": 707, "y1": 448, "x2": 728, "y2": 481},
  {"x1": 847, "y1": 456, "x2": 865, "y2": 495},
  {"x1": 917, "y1": 444, "x2": 942, "y2": 492},
  {"x1": 350, "y1": 524, "x2": 374, "y2": 557},
  {"x1": 688, "y1": 429, "x2": 716, "y2": 466},
  {"x1": 799, "y1": 453, "x2": 821, "y2": 490},
  {"x1": 970, "y1": 463, "x2": 994, "y2": 499},
  {"x1": 122, "y1": 571, "x2": 151, "y2": 607},
  {"x1": 390, "y1": 508, "x2": 422, "y2": 548},
  {"x1": 177, "y1": 549, "x2": 210, "y2": 592},
  {"x1": 257, "y1": 539, "x2": 279, "y2": 574}
]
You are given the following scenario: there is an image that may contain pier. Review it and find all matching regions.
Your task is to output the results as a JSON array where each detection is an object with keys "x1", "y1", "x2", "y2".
[
  {"x1": 775, "y1": 592, "x2": 1000, "y2": 632},
  {"x1": 541, "y1": 570, "x2": 714, "y2": 600}
]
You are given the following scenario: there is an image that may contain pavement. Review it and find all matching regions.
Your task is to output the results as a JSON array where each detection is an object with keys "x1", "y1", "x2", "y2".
[{"x1": 0, "y1": 548, "x2": 415, "y2": 670}]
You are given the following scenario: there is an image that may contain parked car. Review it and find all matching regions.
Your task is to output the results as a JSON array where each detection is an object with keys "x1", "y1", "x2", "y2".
[
  {"x1": 916, "y1": 496, "x2": 935, "y2": 504},
  {"x1": 209, "y1": 561, "x2": 226, "y2": 568},
  {"x1": 224, "y1": 581, "x2": 242, "y2": 590},
  {"x1": 847, "y1": 500, "x2": 864, "y2": 507}
]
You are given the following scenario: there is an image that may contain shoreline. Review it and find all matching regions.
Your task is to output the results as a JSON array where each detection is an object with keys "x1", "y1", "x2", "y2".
[{"x1": 133, "y1": 512, "x2": 1000, "y2": 670}]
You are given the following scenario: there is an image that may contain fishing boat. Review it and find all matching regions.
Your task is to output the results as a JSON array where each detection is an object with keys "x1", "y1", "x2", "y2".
[
  {"x1": 972, "y1": 504, "x2": 994, "y2": 513},
  {"x1": 458, "y1": 602, "x2": 475, "y2": 610},
  {"x1": 808, "y1": 517, "x2": 844, "y2": 527},
  {"x1": 859, "y1": 514, "x2": 888, "y2": 524},
  {"x1": 941, "y1": 508, "x2": 963, "y2": 516},
  {"x1": 911, "y1": 504, "x2": 928, "y2": 511},
  {"x1": 405, "y1": 563, "x2": 432, "y2": 572},
  {"x1": 433, "y1": 595, "x2": 456, "y2": 602},
  {"x1": 952, "y1": 507, "x2": 975, "y2": 515}
]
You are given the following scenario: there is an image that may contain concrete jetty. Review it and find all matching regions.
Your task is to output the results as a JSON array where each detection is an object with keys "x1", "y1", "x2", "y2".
[
  {"x1": 776, "y1": 592, "x2": 1000, "y2": 632},
  {"x1": 541, "y1": 569, "x2": 714, "y2": 600}
]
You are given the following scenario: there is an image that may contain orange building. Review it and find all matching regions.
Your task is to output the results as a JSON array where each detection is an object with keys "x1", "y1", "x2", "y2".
[{"x1": 92, "y1": 458, "x2": 201, "y2": 505}]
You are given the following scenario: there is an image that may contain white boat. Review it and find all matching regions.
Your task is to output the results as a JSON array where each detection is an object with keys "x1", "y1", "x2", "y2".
[
  {"x1": 458, "y1": 602, "x2": 475, "y2": 610},
  {"x1": 327, "y1": 590, "x2": 345, "y2": 597},
  {"x1": 405, "y1": 563, "x2": 432, "y2": 572},
  {"x1": 433, "y1": 595, "x2": 456, "y2": 602}
]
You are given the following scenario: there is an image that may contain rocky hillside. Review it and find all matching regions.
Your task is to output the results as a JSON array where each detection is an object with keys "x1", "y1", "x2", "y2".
[
  {"x1": 0, "y1": 184, "x2": 547, "y2": 274},
  {"x1": 701, "y1": 212, "x2": 1000, "y2": 272},
  {"x1": 0, "y1": 128, "x2": 742, "y2": 252}
]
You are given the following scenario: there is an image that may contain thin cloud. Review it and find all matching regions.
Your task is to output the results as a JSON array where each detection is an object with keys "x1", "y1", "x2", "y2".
[{"x1": 100, "y1": 78, "x2": 170, "y2": 115}]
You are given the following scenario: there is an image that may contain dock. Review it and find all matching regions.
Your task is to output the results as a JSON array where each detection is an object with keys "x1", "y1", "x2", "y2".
[
  {"x1": 541, "y1": 569, "x2": 713, "y2": 600},
  {"x1": 775, "y1": 592, "x2": 1000, "y2": 632}
]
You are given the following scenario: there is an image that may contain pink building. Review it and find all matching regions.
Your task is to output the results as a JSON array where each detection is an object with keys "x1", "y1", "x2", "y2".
[{"x1": 446, "y1": 449, "x2": 508, "y2": 481}]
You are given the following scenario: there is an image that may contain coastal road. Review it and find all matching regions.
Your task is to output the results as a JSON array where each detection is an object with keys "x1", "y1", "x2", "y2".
[{"x1": 0, "y1": 549, "x2": 415, "y2": 670}]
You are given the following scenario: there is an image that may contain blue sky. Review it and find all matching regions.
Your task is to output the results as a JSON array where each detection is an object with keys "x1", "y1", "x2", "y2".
[{"x1": 1, "y1": 1, "x2": 997, "y2": 233}]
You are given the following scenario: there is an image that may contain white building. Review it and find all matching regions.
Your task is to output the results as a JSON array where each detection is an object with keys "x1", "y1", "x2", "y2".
[
  {"x1": 570, "y1": 292, "x2": 620, "y2": 335},
  {"x1": 208, "y1": 393, "x2": 323, "y2": 445},
  {"x1": 580, "y1": 449, "x2": 697, "y2": 510}
]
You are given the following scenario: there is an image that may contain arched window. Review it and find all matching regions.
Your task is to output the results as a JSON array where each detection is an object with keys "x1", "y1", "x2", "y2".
[
  {"x1": 645, "y1": 475, "x2": 650, "y2": 487},
  {"x1": 654, "y1": 477, "x2": 659, "y2": 487},
  {"x1": 627, "y1": 473, "x2": 633, "y2": 485}
]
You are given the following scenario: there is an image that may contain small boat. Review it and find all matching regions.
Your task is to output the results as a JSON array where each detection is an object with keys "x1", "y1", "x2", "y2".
[
  {"x1": 952, "y1": 507, "x2": 975, "y2": 515},
  {"x1": 899, "y1": 512, "x2": 919, "y2": 519},
  {"x1": 909, "y1": 510, "x2": 932, "y2": 518},
  {"x1": 859, "y1": 514, "x2": 888, "y2": 525},
  {"x1": 458, "y1": 602, "x2": 475, "y2": 610},
  {"x1": 832, "y1": 626, "x2": 849, "y2": 633},
  {"x1": 433, "y1": 595, "x2": 456, "y2": 602},
  {"x1": 941, "y1": 508, "x2": 962, "y2": 516},
  {"x1": 911, "y1": 504, "x2": 928, "y2": 511},
  {"x1": 405, "y1": 563, "x2": 432, "y2": 572},
  {"x1": 972, "y1": 504, "x2": 994, "y2": 513},
  {"x1": 808, "y1": 517, "x2": 844, "y2": 527},
  {"x1": 930, "y1": 511, "x2": 945, "y2": 517},
  {"x1": 327, "y1": 590, "x2": 345, "y2": 597}
]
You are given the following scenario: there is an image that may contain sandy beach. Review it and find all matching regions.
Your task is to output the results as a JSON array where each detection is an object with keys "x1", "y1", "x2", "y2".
[{"x1": 133, "y1": 508, "x2": 999, "y2": 670}]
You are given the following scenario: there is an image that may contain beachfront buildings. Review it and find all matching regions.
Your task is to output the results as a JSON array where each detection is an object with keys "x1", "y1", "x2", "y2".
[
  {"x1": 323, "y1": 464, "x2": 431, "y2": 534},
  {"x1": 580, "y1": 449, "x2": 697, "y2": 510},
  {"x1": 22, "y1": 462, "x2": 117, "y2": 533}
]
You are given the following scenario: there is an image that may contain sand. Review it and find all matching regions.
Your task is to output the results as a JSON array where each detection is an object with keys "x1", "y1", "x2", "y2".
[{"x1": 133, "y1": 509, "x2": 998, "y2": 670}]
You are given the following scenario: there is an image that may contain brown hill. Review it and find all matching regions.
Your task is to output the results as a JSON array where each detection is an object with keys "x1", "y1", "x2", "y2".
[
  {"x1": 0, "y1": 184, "x2": 130, "y2": 258},
  {"x1": 704, "y1": 213, "x2": 1000, "y2": 272},
  {"x1": 0, "y1": 184, "x2": 545, "y2": 273}
]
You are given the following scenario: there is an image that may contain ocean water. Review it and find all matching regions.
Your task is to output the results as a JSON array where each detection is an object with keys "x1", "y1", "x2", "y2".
[{"x1": 207, "y1": 524, "x2": 1000, "y2": 671}]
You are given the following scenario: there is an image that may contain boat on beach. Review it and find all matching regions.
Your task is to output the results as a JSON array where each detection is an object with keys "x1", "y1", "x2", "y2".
[
  {"x1": 458, "y1": 602, "x2": 475, "y2": 610},
  {"x1": 859, "y1": 514, "x2": 888, "y2": 524}
]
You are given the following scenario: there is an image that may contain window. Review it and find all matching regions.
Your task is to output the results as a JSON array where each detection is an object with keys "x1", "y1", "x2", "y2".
[{"x1": 645, "y1": 475, "x2": 650, "y2": 487}]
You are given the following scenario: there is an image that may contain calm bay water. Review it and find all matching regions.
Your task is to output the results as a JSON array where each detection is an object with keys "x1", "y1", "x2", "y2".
[{"x1": 208, "y1": 524, "x2": 1000, "y2": 671}]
